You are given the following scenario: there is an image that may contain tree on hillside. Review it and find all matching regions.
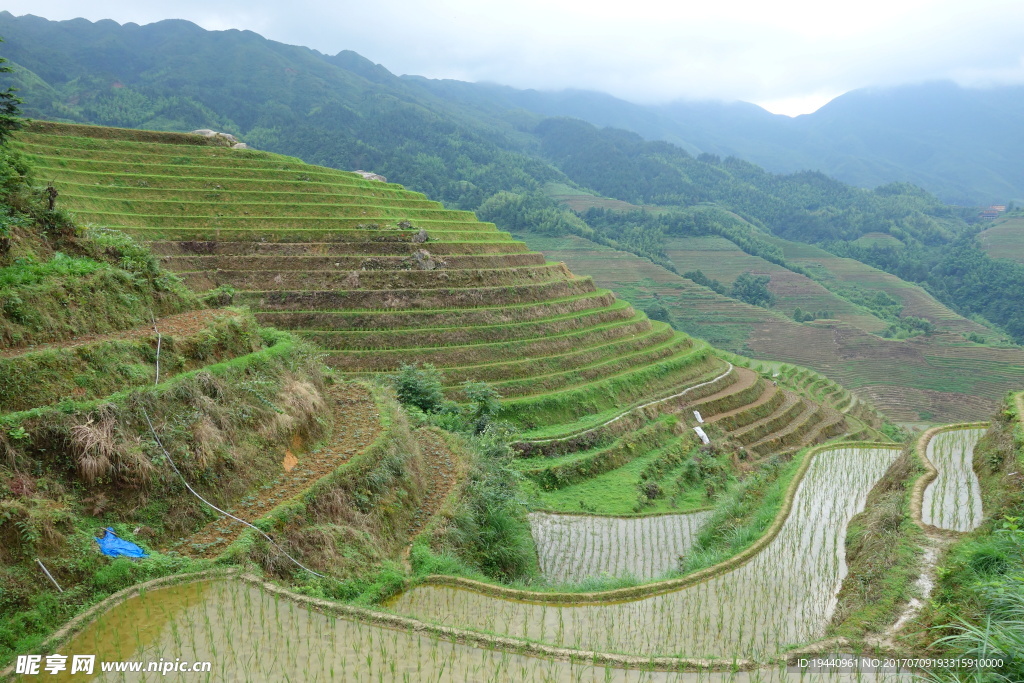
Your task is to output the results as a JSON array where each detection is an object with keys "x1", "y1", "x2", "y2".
[
  {"x1": 0, "y1": 39, "x2": 22, "y2": 143},
  {"x1": 730, "y1": 272, "x2": 775, "y2": 308},
  {"x1": 644, "y1": 302, "x2": 672, "y2": 324}
]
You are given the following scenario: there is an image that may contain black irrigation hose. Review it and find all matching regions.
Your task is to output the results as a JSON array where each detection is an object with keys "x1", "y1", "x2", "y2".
[
  {"x1": 141, "y1": 408, "x2": 325, "y2": 578},
  {"x1": 144, "y1": 313, "x2": 323, "y2": 578}
]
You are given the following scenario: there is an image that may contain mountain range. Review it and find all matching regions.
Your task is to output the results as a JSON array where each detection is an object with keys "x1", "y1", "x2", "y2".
[{"x1": 1, "y1": 11, "x2": 1022, "y2": 206}]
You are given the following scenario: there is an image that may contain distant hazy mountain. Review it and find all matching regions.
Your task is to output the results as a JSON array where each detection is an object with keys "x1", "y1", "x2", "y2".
[
  {"x1": 4, "y1": 11, "x2": 1021, "y2": 204},
  {"x1": 783, "y1": 83, "x2": 1024, "y2": 205},
  {"x1": 408, "y1": 77, "x2": 1024, "y2": 206}
]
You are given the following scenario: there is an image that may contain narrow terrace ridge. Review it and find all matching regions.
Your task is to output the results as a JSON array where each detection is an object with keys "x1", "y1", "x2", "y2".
[
  {"x1": 0, "y1": 309, "x2": 234, "y2": 359},
  {"x1": 172, "y1": 383, "x2": 383, "y2": 559},
  {"x1": 20, "y1": 121, "x2": 849, "y2": 462}
]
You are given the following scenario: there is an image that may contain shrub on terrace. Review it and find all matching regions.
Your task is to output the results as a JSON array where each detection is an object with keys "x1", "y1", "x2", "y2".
[{"x1": 390, "y1": 363, "x2": 446, "y2": 414}]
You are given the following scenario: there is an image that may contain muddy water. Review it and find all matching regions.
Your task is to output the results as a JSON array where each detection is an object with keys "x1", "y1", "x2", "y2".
[
  {"x1": 40, "y1": 581, "x2": 212, "y2": 681},
  {"x1": 17, "y1": 579, "x2": 916, "y2": 682},
  {"x1": 529, "y1": 510, "x2": 713, "y2": 582},
  {"x1": 22, "y1": 578, "x2": 919, "y2": 682},
  {"x1": 922, "y1": 428, "x2": 985, "y2": 532},
  {"x1": 388, "y1": 446, "x2": 901, "y2": 660}
]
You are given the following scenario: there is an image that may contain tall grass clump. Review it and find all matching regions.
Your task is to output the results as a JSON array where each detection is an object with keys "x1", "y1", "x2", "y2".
[
  {"x1": 930, "y1": 565, "x2": 1023, "y2": 682},
  {"x1": 679, "y1": 450, "x2": 802, "y2": 574},
  {"x1": 386, "y1": 370, "x2": 539, "y2": 584},
  {"x1": 424, "y1": 424, "x2": 539, "y2": 583}
]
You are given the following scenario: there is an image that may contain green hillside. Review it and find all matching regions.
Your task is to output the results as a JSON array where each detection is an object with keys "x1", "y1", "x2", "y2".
[
  {"x1": 0, "y1": 19, "x2": 1020, "y2": 675},
  {"x1": 0, "y1": 119, "x2": 894, "y2": 662},
  {"x1": 2, "y1": 119, "x2": 1020, "y2": 680},
  {"x1": 3, "y1": 16, "x2": 1017, "y2": 318},
  {"x1": 412, "y1": 79, "x2": 1024, "y2": 206}
]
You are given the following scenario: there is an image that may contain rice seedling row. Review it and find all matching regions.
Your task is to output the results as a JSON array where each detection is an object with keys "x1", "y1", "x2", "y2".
[
  {"x1": 38, "y1": 578, "x2": 919, "y2": 682},
  {"x1": 293, "y1": 303, "x2": 636, "y2": 347},
  {"x1": 920, "y1": 427, "x2": 986, "y2": 531},
  {"x1": 147, "y1": 239, "x2": 532, "y2": 256},
  {"x1": 387, "y1": 445, "x2": 901, "y2": 660},
  {"x1": 163, "y1": 252, "x2": 547, "y2": 271},
  {"x1": 529, "y1": 511, "x2": 714, "y2": 582},
  {"x1": 180, "y1": 262, "x2": 573, "y2": 293},
  {"x1": 236, "y1": 277, "x2": 598, "y2": 312},
  {"x1": 321, "y1": 316, "x2": 660, "y2": 371},
  {"x1": 254, "y1": 291, "x2": 622, "y2": 331}
]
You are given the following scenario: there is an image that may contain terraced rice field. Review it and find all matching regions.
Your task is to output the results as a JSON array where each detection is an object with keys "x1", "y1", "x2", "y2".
[
  {"x1": 663, "y1": 236, "x2": 887, "y2": 334},
  {"x1": 767, "y1": 236, "x2": 1012, "y2": 348},
  {"x1": 520, "y1": 232, "x2": 1024, "y2": 422},
  {"x1": 516, "y1": 365, "x2": 852, "y2": 517},
  {"x1": 35, "y1": 578, "x2": 918, "y2": 682},
  {"x1": 5, "y1": 123, "x2": 996, "y2": 683},
  {"x1": 529, "y1": 511, "x2": 713, "y2": 582},
  {"x1": 15, "y1": 123, "x2": 740, "y2": 437},
  {"x1": 977, "y1": 217, "x2": 1024, "y2": 263},
  {"x1": 388, "y1": 444, "x2": 901, "y2": 659},
  {"x1": 921, "y1": 427, "x2": 986, "y2": 531},
  {"x1": 16, "y1": 121, "x2": 862, "y2": 504},
  {"x1": 517, "y1": 234, "x2": 776, "y2": 360}
]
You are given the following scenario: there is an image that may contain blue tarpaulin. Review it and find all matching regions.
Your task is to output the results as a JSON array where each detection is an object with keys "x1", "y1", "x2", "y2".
[{"x1": 95, "y1": 528, "x2": 148, "y2": 558}]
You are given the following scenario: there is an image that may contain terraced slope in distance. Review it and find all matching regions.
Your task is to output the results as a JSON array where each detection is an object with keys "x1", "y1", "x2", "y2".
[
  {"x1": 978, "y1": 216, "x2": 1024, "y2": 263},
  {"x1": 519, "y1": 231, "x2": 1024, "y2": 424},
  {"x1": 664, "y1": 235, "x2": 889, "y2": 335}
]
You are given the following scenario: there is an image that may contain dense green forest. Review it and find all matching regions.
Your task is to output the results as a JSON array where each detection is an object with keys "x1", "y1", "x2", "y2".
[
  {"x1": 834, "y1": 238, "x2": 1024, "y2": 341},
  {"x1": 3, "y1": 13, "x2": 1024, "y2": 342}
]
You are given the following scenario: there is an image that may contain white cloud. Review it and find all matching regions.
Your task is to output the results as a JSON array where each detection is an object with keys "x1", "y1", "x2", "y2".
[{"x1": 4, "y1": 0, "x2": 1024, "y2": 114}]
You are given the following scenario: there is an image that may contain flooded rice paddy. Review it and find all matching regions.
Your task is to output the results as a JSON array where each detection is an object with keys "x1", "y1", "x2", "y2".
[
  {"x1": 388, "y1": 446, "x2": 901, "y2": 660},
  {"x1": 529, "y1": 511, "x2": 713, "y2": 582},
  {"x1": 921, "y1": 427, "x2": 985, "y2": 531},
  {"x1": 13, "y1": 441, "x2": 943, "y2": 681},
  {"x1": 25, "y1": 578, "x2": 917, "y2": 682}
]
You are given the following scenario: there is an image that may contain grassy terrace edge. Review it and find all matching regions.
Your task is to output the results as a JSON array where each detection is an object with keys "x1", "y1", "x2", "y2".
[{"x1": 0, "y1": 332, "x2": 298, "y2": 426}]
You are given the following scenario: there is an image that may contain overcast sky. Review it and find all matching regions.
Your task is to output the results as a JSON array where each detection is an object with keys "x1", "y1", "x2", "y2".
[{"x1": 5, "y1": 0, "x2": 1024, "y2": 115}]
